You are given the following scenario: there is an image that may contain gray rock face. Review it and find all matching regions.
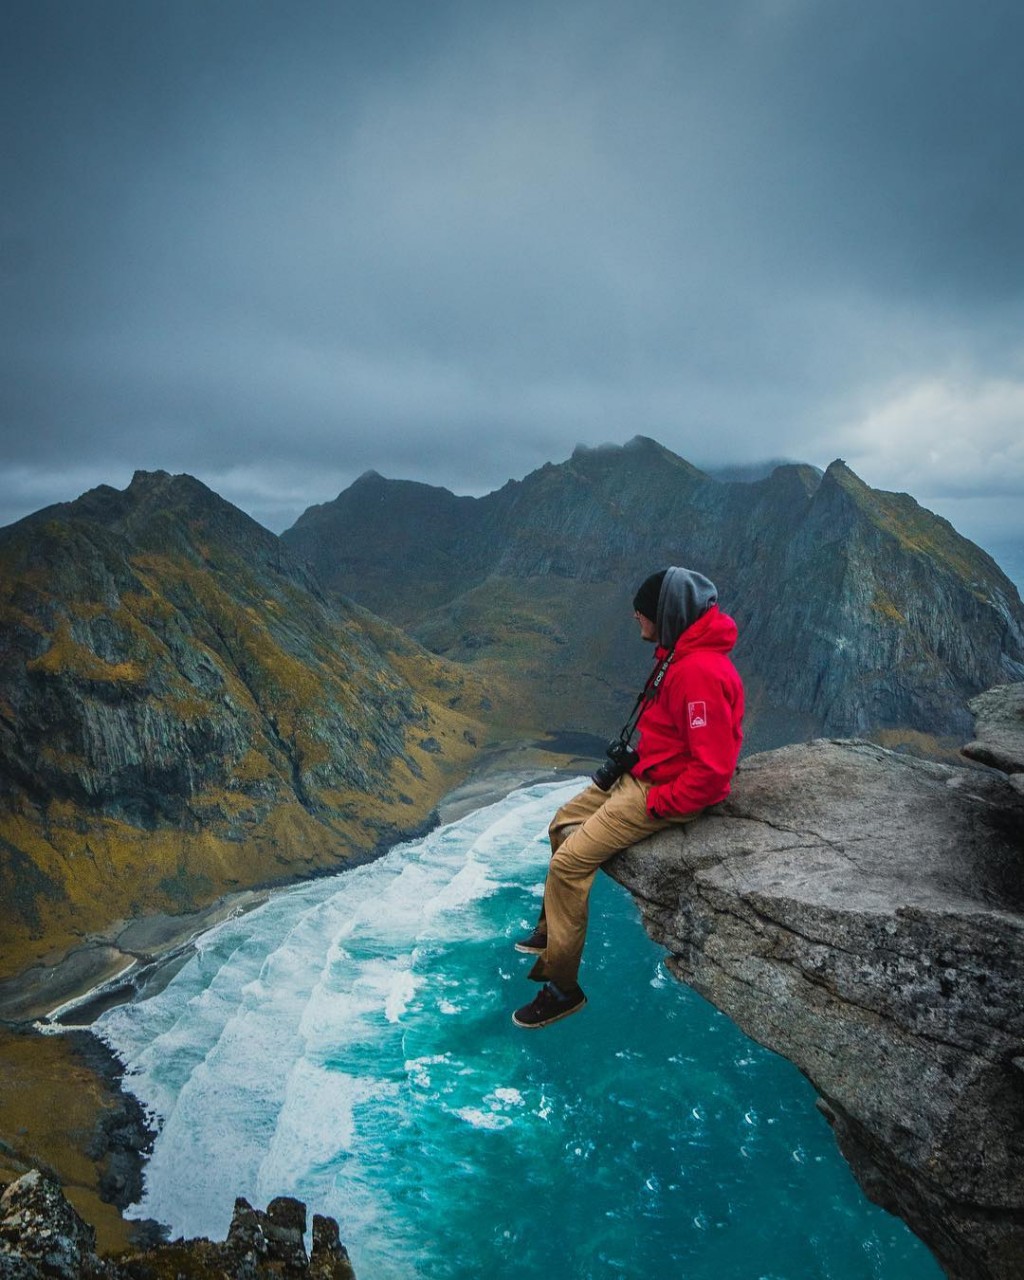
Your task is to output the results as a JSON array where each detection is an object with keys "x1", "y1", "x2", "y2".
[
  {"x1": 0, "y1": 468, "x2": 485, "y2": 981},
  {"x1": 607, "y1": 730, "x2": 1024, "y2": 1280},
  {"x1": 0, "y1": 469, "x2": 445, "y2": 826}
]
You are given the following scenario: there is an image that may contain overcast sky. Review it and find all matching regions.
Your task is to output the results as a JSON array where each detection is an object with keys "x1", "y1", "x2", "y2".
[{"x1": 2, "y1": 0, "x2": 1022, "y2": 573}]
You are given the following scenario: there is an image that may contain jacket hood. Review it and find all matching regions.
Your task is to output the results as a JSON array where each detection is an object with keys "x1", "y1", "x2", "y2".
[
  {"x1": 657, "y1": 566, "x2": 719, "y2": 649},
  {"x1": 672, "y1": 603, "x2": 738, "y2": 656}
]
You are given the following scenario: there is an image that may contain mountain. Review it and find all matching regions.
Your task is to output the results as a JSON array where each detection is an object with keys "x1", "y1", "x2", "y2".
[
  {"x1": 0, "y1": 471, "x2": 487, "y2": 983},
  {"x1": 282, "y1": 436, "x2": 1024, "y2": 751},
  {"x1": 705, "y1": 458, "x2": 821, "y2": 484},
  {"x1": 5, "y1": 446, "x2": 1021, "y2": 983}
]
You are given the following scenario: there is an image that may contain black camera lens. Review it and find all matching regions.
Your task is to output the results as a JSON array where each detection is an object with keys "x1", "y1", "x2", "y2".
[
  {"x1": 591, "y1": 760, "x2": 619, "y2": 791},
  {"x1": 591, "y1": 738, "x2": 639, "y2": 791}
]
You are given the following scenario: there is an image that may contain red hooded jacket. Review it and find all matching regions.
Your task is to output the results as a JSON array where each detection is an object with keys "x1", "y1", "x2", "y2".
[{"x1": 631, "y1": 605, "x2": 744, "y2": 817}]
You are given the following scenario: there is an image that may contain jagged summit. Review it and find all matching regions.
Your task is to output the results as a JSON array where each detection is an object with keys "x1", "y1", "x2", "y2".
[
  {"x1": 567, "y1": 434, "x2": 708, "y2": 479},
  {"x1": 7, "y1": 469, "x2": 273, "y2": 543},
  {"x1": 815, "y1": 459, "x2": 1014, "y2": 589},
  {"x1": 748, "y1": 462, "x2": 823, "y2": 498},
  {"x1": 573, "y1": 434, "x2": 686, "y2": 460},
  {"x1": 2, "y1": 468, "x2": 314, "y2": 609}
]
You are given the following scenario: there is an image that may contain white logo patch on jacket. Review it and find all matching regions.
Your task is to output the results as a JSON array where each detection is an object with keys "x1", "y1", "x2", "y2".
[{"x1": 688, "y1": 701, "x2": 707, "y2": 729}]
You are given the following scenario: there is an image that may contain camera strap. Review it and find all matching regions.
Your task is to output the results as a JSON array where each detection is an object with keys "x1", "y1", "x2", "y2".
[{"x1": 617, "y1": 651, "x2": 674, "y2": 743}]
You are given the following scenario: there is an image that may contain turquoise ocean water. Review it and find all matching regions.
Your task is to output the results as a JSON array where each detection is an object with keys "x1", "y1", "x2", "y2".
[{"x1": 94, "y1": 780, "x2": 942, "y2": 1280}]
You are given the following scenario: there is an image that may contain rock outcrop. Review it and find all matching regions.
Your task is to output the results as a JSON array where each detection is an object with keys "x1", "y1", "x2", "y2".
[
  {"x1": 607, "y1": 683, "x2": 1024, "y2": 1280},
  {"x1": 282, "y1": 436, "x2": 1024, "y2": 751},
  {"x1": 0, "y1": 1170, "x2": 355, "y2": 1279},
  {"x1": 962, "y1": 684, "x2": 1024, "y2": 795}
]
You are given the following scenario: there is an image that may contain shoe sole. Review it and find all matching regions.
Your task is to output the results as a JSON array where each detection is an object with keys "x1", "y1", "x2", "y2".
[
  {"x1": 513, "y1": 941, "x2": 545, "y2": 954},
  {"x1": 511, "y1": 995, "x2": 587, "y2": 1029}
]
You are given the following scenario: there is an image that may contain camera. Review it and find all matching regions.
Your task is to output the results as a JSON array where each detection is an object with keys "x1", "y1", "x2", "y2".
[{"x1": 591, "y1": 737, "x2": 640, "y2": 791}]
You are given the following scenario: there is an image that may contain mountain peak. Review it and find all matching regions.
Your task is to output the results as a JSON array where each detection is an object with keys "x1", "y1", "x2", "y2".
[
  {"x1": 624, "y1": 433, "x2": 674, "y2": 455},
  {"x1": 125, "y1": 469, "x2": 219, "y2": 505},
  {"x1": 564, "y1": 435, "x2": 707, "y2": 484},
  {"x1": 570, "y1": 435, "x2": 664, "y2": 459},
  {"x1": 570, "y1": 435, "x2": 690, "y2": 462}
]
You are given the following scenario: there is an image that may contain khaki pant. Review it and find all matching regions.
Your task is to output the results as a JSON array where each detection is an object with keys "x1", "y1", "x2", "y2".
[{"x1": 527, "y1": 773, "x2": 702, "y2": 989}]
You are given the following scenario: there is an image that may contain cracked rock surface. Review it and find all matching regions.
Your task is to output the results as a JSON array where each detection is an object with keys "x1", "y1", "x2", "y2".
[{"x1": 607, "y1": 733, "x2": 1024, "y2": 1280}]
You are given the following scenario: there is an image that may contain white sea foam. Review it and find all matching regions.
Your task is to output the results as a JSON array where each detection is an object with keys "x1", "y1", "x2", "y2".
[
  {"x1": 489, "y1": 1087, "x2": 524, "y2": 1108},
  {"x1": 94, "y1": 779, "x2": 583, "y2": 1257},
  {"x1": 259, "y1": 1063, "x2": 397, "y2": 1187},
  {"x1": 453, "y1": 1107, "x2": 514, "y2": 1131},
  {"x1": 404, "y1": 1054, "x2": 450, "y2": 1090},
  {"x1": 384, "y1": 969, "x2": 420, "y2": 1023}
]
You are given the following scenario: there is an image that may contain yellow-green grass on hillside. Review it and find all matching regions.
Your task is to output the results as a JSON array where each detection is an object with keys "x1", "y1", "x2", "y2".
[
  {"x1": 1, "y1": 535, "x2": 492, "y2": 989},
  {"x1": 831, "y1": 463, "x2": 1012, "y2": 591},
  {"x1": 0, "y1": 692, "x2": 484, "y2": 988},
  {"x1": 410, "y1": 575, "x2": 649, "y2": 740}
]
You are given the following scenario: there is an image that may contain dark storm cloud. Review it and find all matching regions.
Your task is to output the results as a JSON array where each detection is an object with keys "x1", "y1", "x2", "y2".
[{"x1": 2, "y1": 0, "x2": 1023, "y2": 537}]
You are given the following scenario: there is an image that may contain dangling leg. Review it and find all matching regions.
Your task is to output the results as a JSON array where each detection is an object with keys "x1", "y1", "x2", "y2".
[
  {"x1": 527, "y1": 774, "x2": 671, "y2": 989},
  {"x1": 514, "y1": 782, "x2": 609, "y2": 952}
]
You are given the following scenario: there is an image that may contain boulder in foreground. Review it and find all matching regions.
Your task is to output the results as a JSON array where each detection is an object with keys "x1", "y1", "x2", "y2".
[{"x1": 0, "y1": 1169, "x2": 355, "y2": 1279}]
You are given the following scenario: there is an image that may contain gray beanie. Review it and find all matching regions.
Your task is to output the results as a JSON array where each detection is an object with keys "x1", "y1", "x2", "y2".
[{"x1": 657, "y1": 566, "x2": 718, "y2": 649}]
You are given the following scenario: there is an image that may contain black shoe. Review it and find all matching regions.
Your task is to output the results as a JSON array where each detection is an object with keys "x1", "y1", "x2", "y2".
[
  {"x1": 512, "y1": 983, "x2": 587, "y2": 1029},
  {"x1": 513, "y1": 927, "x2": 547, "y2": 955}
]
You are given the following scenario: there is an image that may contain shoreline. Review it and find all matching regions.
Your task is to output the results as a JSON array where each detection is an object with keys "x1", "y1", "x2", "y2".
[
  {"x1": 0, "y1": 890, "x2": 276, "y2": 1028},
  {"x1": 3, "y1": 741, "x2": 592, "y2": 1030}
]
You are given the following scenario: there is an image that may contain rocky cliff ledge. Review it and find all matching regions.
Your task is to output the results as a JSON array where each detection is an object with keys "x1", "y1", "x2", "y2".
[
  {"x1": 608, "y1": 683, "x2": 1024, "y2": 1280},
  {"x1": 0, "y1": 1169, "x2": 355, "y2": 1279}
]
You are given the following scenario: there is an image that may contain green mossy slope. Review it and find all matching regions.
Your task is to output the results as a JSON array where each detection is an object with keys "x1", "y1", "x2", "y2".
[{"x1": 0, "y1": 472, "x2": 488, "y2": 984}]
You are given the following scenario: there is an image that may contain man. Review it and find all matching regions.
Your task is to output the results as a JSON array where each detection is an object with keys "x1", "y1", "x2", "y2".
[{"x1": 512, "y1": 566, "x2": 744, "y2": 1029}]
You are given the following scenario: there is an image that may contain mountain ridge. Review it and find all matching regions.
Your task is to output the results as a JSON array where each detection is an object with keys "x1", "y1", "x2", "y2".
[{"x1": 281, "y1": 438, "x2": 1024, "y2": 749}]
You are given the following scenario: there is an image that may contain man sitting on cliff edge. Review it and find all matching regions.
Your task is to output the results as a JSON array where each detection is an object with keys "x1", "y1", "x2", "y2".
[{"x1": 512, "y1": 566, "x2": 745, "y2": 1029}]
